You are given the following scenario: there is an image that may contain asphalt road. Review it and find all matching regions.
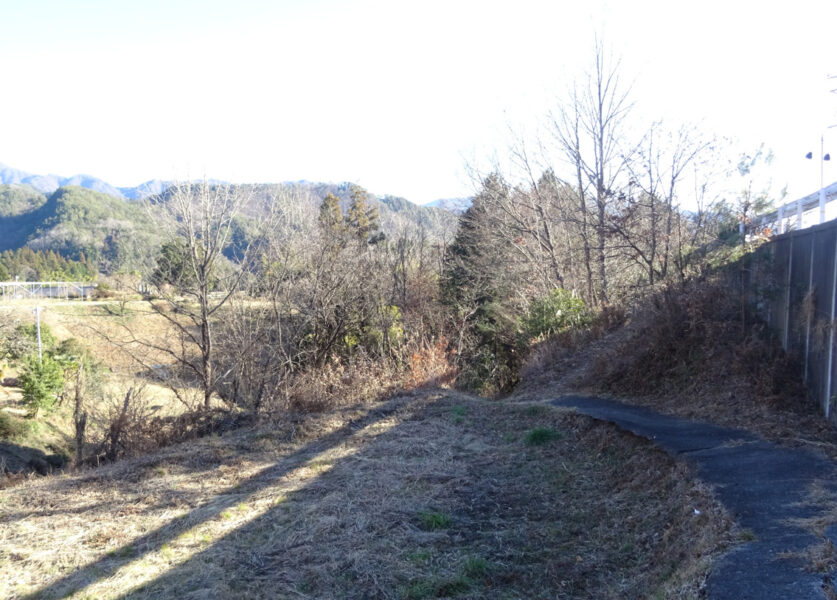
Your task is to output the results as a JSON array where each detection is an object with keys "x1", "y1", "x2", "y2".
[{"x1": 552, "y1": 395, "x2": 837, "y2": 600}]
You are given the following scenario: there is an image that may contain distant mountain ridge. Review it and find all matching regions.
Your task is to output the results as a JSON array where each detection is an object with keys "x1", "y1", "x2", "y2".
[
  {"x1": 0, "y1": 162, "x2": 169, "y2": 200},
  {"x1": 425, "y1": 197, "x2": 472, "y2": 214},
  {"x1": 0, "y1": 166, "x2": 461, "y2": 275},
  {"x1": 0, "y1": 162, "x2": 468, "y2": 209}
]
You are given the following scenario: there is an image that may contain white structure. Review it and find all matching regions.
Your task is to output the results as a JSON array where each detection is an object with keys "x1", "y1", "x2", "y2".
[
  {"x1": 750, "y1": 181, "x2": 837, "y2": 236},
  {"x1": 0, "y1": 281, "x2": 97, "y2": 301}
]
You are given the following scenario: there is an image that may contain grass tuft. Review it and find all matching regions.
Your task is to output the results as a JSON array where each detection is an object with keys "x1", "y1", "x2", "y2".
[
  {"x1": 524, "y1": 427, "x2": 561, "y2": 445},
  {"x1": 463, "y1": 555, "x2": 490, "y2": 578},
  {"x1": 418, "y1": 510, "x2": 452, "y2": 530}
]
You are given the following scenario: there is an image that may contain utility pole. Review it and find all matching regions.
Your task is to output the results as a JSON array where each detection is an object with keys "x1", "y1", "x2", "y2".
[
  {"x1": 806, "y1": 76, "x2": 837, "y2": 225},
  {"x1": 805, "y1": 134, "x2": 831, "y2": 225},
  {"x1": 33, "y1": 305, "x2": 42, "y2": 363}
]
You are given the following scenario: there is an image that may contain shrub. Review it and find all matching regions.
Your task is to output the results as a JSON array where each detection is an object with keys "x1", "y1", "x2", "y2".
[
  {"x1": 19, "y1": 353, "x2": 64, "y2": 417},
  {"x1": 521, "y1": 289, "x2": 590, "y2": 340},
  {"x1": 0, "y1": 411, "x2": 29, "y2": 440},
  {"x1": 7, "y1": 323, "x2": 57, "y2": 360}
]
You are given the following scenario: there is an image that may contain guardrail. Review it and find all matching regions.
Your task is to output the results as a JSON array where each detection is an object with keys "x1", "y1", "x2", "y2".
[
  {"x1": 749, "y1": 181, "x2": 837, "y2": 236},
  {"x1": 0, "y1": 281, "x2": 98, "y2": 301}
]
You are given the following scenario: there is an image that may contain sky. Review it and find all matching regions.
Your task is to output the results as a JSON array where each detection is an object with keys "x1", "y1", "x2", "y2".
[{"x1": 1, "y1": 0, "x2": 836, "y2": 205}]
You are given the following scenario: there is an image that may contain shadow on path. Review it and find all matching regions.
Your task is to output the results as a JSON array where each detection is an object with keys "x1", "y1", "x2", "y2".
[{"x1": 553, "y1": 395, "x2": 837, "y2": 600}]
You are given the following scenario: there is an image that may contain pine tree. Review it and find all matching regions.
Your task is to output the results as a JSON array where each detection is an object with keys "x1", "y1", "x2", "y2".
[
  {"x1": 318, "y1": 193, "x2": 345, "y2": 234},
  {"x1": 345, "y1": 185, "x2": 379, "y2": 244}
]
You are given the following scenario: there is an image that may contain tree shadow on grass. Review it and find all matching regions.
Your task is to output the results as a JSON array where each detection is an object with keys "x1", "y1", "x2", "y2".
[{"x1": 21, "y1": 396, "x2": 418, "y2": 600}]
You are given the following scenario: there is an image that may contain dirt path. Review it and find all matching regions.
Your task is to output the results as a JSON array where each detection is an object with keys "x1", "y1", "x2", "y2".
[{"x1": 553, "y1": 394, "x2": 837, "y2": 600}]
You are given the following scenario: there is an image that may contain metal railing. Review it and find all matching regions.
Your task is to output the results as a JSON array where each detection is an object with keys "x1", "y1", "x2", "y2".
[
  {"x1": 0, "y1": 281, "x2": 98, "y2": 301},
  {"x1": 749, "y1": 181, "x2": 837, "y2": 236}
]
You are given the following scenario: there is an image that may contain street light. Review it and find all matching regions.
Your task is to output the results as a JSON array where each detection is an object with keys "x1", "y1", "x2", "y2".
[{"x1": 806, "y1": 135, "x2": 831, "y2": 224}]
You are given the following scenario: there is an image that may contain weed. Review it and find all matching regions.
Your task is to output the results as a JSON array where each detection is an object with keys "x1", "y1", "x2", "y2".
[
  {"x1": 525, "y1": 404, "x2": 548, "y2": 417},
  {"x1": 434, "y1": 574, "x2": 471, "y2": 596},
  {"x1": 160, "y1": 543, "x2": 174, "y2": 561},
  {"x1": 308, "y1": 458, "x2": 334, "y2": 471},
  {"x1": 407, "y1": 550, "x2": 432, "y2": 564},
  {"x1": 401, "y1": 579, "x2": 433, "y2": 600},
  {"x1": 418, "y1": 510, "x2": 451, "y2": 530},
  {"x1": 450, "y1": 405, "x2": 467, "y2": 421},
  {"x1": 463, "y1": 555, "x2": 490, "y2": 578},
  {"x1": 738, "y1": 528, "x2": 757, "y2": 542},
  {"x1": 524, "y1": 427, "x2": 561, "y2": 445},
  {"x1": 108, "y1": 545, "x2": 135, "y2": 558}
]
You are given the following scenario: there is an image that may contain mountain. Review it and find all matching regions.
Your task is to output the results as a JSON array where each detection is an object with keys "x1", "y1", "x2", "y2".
[
  {"x1": 425, "y1": 197, "x2": 472, "y2": 214},
  {"x1": 0, "y1": 184, "x2": 160, "y2": 273},
  {"x1": 259, "y1": 182, "x2": 459, "y2": 241},
  {"x1": 0, "y1": 163, "x2": 163, "y2": 200},
  {"x1": 119, "y1": 179, "x2": 170, "y2": 200},
  {"x1": 0, "y1": 164, "x2": 462, "y2": 274},
  {"x1": 1, "y1": 163, "x2": 467, "y2": 214}
]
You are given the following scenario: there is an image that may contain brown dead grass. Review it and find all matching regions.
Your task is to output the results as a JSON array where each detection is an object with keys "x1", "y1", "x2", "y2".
[
  {"x1": 516, "y1": 277, "x2": 837, "y2": 460},
  {"x1": 0, "y1": 390, "x2": 735, "y2": 599}
]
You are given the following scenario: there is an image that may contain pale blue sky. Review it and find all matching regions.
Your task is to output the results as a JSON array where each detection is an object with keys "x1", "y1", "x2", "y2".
[{"x1": 1, "y1": 0, "x2": 835, "y2": 204}]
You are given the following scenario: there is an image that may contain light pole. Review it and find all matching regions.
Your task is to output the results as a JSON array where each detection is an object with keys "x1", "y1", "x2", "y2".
[{"x1": 806, "y1": 134, "x2": 831, "y2": 224}]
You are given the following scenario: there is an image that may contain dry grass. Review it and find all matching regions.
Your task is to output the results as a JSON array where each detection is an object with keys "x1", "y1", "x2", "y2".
[
  {"x1": 1, "y1": 299, "x2": 191, "y2": 414},
  {"x1": 516, "y1": 277, "x2": 837, "y2": 459},
  {"x1": 0, "y1": 391, "x2": 735, "y2": 599}
]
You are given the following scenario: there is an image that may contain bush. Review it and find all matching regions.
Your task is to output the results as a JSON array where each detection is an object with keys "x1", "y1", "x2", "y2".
[
  {"x1": 0, "y1": 411, "x2": 29, "y2": 440},
  {"x1": 19, "y1": 353, "x2": 64, "y2": 416},
  {"x1": 4, "y1": 323, "x2": 57, "y2": 360},
  {"x1": 521, "y1": 289, "x2": 590, "y2": 340}
]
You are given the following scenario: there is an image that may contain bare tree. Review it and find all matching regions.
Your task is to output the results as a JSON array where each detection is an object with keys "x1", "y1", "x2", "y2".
[
  {"x1": 552, "y1": 41, "x2": 633, "y2": 304},
  {"x1": 138, "y1": 181, "x2": 268, "y2": 409},
  {"x1": 610, "y1": 124, "x2": 714, "y2": 285}
]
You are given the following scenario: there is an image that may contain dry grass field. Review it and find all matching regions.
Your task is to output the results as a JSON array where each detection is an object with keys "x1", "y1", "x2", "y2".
[
  {"x1": 1, "y1": 298, "x2": 222, "y2": 464},
  {"x1": 0, "y1": 391, "x2": 739, "y2": 599}
]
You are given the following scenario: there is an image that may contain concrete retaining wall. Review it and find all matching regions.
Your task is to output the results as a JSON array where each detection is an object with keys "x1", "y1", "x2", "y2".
[{"x1": 749, "y1": 219, "x2": 837, "y2": 421}]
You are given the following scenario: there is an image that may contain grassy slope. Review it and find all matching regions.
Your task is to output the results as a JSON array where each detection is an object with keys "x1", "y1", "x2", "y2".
[
  {"x1": 0, "y1": 300, "x2": 202, "y2": 466},
  {"x1": 0, "y1": 392, "x2": 736, "y2": 600}
]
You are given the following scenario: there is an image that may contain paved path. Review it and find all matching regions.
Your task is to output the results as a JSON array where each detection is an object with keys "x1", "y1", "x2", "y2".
[{"x1": 552, "y1": 395, "x2": 837, "y2": 600}]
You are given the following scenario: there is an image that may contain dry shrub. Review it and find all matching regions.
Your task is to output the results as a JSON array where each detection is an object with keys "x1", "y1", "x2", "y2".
[
  {"x1": 405, "y1": 336, "x2": 455, "y2": 389},
  {"x1": 285, "y1": 352, "x2": 404, "y2": 413},
  {"x1": 284, "y1": 338, "x2": 457, "y2": 414},
  {"x1": 589, "y1": 276, "x2": 803, "y2": 405},
  {"x1": 519, "y1": 303, "x2": 627, "y2": 385},
  {"x1": 86, "y1": 386, "x2": 248, "y2": 466}
]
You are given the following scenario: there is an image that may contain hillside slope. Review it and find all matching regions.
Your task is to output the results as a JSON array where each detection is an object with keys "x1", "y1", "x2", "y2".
[
  {"x1": 0, "y1": 391, "x2": 736, "y2": 599},
  {"x1": 0, "y1": 185, "x2": 160, "y2": 272},
  {"x1": 0, "y1": 180, "x2": 458, "y2": 274}
]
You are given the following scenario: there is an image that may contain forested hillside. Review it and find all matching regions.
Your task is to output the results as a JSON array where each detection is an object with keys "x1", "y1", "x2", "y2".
[
  {"x1": 0, "y1": 181, "x2": 458, "y2": 277},
  {"x1": 0, "y1": 185, "x2": 159, "y2": 274}
]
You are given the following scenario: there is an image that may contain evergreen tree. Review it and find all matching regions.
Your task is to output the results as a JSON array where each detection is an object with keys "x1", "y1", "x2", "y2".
[
  {"x1": 319, "y1": 193, "x2": 345, "y2": 235},
  {"x1": 345, "y1": 185, "x2": 380, "y2": 244},
  {"x1": 441, "y1": 173, "x2": 523, "y2": 393}
]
